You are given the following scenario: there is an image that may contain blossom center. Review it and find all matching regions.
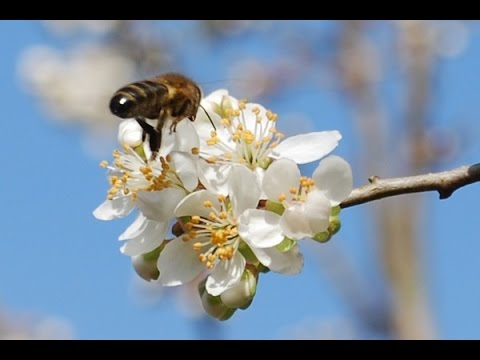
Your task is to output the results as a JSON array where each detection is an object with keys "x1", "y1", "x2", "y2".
[
  {"x1": 202, "y1": 100, "x2": 285, "y2": 169},
  {"x1": 100, "y1": 147, "x2": 185, "y2": 200},
  {"x1": 278, "y1": 176, "x2": 316, "y2": 206},
  {"x1": 182, "y1": 195, "x2": 239, "y2": 269}
]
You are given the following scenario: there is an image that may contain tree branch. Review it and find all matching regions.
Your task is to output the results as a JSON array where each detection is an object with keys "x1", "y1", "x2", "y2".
[{"x1": 340, "y1": 163, "x2": 480, "y2": 209}]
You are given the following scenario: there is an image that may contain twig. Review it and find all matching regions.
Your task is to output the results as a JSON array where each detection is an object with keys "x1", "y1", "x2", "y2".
[{"x1": 340, "y1": 163, "x2": 480, "y2": 209}]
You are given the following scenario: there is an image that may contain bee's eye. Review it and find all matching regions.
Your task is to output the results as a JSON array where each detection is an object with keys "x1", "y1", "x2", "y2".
[{"x1": 110, "y1": 95, "x2": 134, "y2": 118}]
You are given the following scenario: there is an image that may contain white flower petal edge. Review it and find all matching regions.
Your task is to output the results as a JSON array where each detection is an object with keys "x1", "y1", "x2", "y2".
[
  {"x1": 136, "y1": 188, "x2": 186, "y2": 221},
  {"x1": 262, "y1": 158, "x2": 300, "y2": 201},
  {"x1": 119, "y1": 213, "x2": 147, "y2": 240},
  {"x1": 239, "y1": 209, "x2": 284, "y2": 248},
  {"x1": 175, "y1": 189, "x2": 220, "y2": 219},
  {"x1": 170, "y1": 151, "x2": 199, "y2": 192},
  {"x1": 250, "y1": 244, "x2": 304, "y2": 275},
  {"x1": 158, "y1": 237, "x2": 205, "y2": 286},
  {"x1": 304, "y1": 190, "x2": 331, "y2": 235},
  {"x1": 279, "y1": 203, "x2": 312, "y2": 240},
  {"x1": 206, "y1": 251, "x2": 246, "y2": 296},
  {"x1": 312, "y1": 155, "x2": 353, "y2": 206},
  {"x1": 229, "y1": 165, "x2": 261, "y2": 215},
  {"x1": 271, "y1": 131, "x2": 342, "y2": 165},
  {"x1": 93, "y1": 196, "x2": 134, "y2": 221},
  {"x1": 197, "y1": 160, "x2": 231, "y2": 196},
  {"x1": 120, "y1": 219, "x2": 167, "y2": 256}
]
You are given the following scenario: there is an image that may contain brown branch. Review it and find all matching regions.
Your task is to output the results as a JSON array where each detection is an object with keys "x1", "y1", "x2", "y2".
[{"x1": 340, "y1": 163, "x2": 480, "y2": 209}]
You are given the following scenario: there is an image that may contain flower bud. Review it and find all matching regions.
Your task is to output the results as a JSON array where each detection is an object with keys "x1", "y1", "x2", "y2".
[
  {"x1": 198, "y1": 280, "x2": 236, "y2": 321},
  {"x1": 131, "y1": 254, "x2": 160, "y2": 282},
  {"x1": 220, "y1": 268, "x2": 257, "y2": 309},
  {"x1": 118, "y1": 119, "x2": 143, "y2": 147}
]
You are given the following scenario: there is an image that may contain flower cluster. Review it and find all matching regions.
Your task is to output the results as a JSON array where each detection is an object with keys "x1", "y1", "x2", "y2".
[{"x1": 93, "y1": 89, "x2": 353, "y2": 320}]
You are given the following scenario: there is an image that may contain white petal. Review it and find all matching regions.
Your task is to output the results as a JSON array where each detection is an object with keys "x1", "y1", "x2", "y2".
[
  {"x1": 279, "y1": 203, "x2": 312, "y2": 240},
  {"x1": 136, "y1": 188, "x2": 185, "y2": 221},
  {"x1": 172, "y1": 119, "x2": 200, "y2": 153},
  {"x1": 251, "y1": 244, "x2": 304, "y2": 275},
  {"x1": 202, "y1": 89, "x2": 229, "y2": 105},
  {"x1": 93, "y1": 196, "x2": 134, "y2": 221},
  {"x1": 262, "y1": 158, "x2": 300, "y2": 201},
  {"x1": 170, "y1": 151, "x2": 199, "y2": 192},
  {"x1": 271, "y1": 131, "x2": 342, "y2": 164},
  {"x1": 229, "y1": 165, "x2": 260, "y2": 215},
  {"x1": 304, "y1": 190, "x2": 331, "y2": 234},
  {"x1": 120, "y1": 219, "x2": 167, "y2": 256},
  {"x1": 197, "y1": 159, "x2": 231, "y2": 195},
  {"x1": 117, "y1": 119, "x2": 143, "y2": 147},
  {"x1": 206, "y1": 251, "x2": 246, "y2": 296},
  {"x1": 238, "y1": 209, "x2": 283, "y2": 248},
  {"x1": 175, "y1": 189, "x2": 220, "y2": 219},
  {"x1": 158, "y1": 238, "x2": 205, "y2": 286},
  {"x1": 312, "y1": 155, "x2": 353, "y2": 206},
  {"x1": 119, "y1": 213, "x2": 147, "y2": 240}
]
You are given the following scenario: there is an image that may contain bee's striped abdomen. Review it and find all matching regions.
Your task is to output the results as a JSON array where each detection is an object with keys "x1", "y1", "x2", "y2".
[{"x1": 109, "y1": 80, "x2": 168, "y2": 119}]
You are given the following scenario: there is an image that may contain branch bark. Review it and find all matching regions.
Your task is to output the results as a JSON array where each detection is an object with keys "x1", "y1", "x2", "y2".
[{"x1": 340, "y1": 163, "x2": 480, "y2": 209}]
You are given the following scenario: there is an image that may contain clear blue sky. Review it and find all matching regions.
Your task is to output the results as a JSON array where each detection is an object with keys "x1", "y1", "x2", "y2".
[{"x1": 1, "y1": 20, "x2": 480, "y2": 339}]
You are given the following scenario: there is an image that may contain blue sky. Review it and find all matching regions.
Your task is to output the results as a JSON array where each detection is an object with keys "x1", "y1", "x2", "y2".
[{"x1": 1, "y1": 20, "x2": 480, "y2": 339}]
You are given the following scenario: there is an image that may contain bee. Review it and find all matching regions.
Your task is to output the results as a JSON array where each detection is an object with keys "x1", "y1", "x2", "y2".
[{"x1": 109, "y1": 72, "x2": 215, "y2": 159}]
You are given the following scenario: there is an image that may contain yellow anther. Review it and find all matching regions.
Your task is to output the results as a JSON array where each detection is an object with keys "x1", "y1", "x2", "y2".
[
  {"x1": 109, "y1": 176, "x2": 118, "y2": 185},
  {"x1": 123, "y1": 188, "x2": 130, "y2": 195},
  {"x1": 191, "y1": 216, "x2": 201, "y2": 224},
  {"x1": 108, "y1": 187, "x2": 119, "y2": 195},
  {"x1": 238, "y1": 101, "x2": 246, "y2": 110},
  {"x1": 182, "y1": 235, "x2": 191, "y2": 242},
  {"x1": 188, "y1": 230, "x2": 197, "y2": 238},
  {"x1": 256, "y1": 117, "x2": 262, "y2": 124},
  {"x1": 207, "y1": 156, "x2": 217, "y2": 164},
  {"x1": 219, "y1": 211, "x2": 228, "y2": 220},
  {"x1": 289, "y1": 187, "x2": 297, "y2": 195},
  {"x1": 191, "y1": 147, "x2": 200, "y2": 155},
  {"x1": 252, "y1": 106, "x2": 260, "y2": 115},
  {"x1": 100, "y1": 160, "x2": 108, "y2": 168},
  {"x1": 122, "y1": 143, "x2": 130, "y2": 152},
  {"x1": 278, "y1": 193, "x2": 287, "y2": 202},
  {"x1": 114, "y1": 180, "x2": 124, "y2": 188},
  {"x1": 199, "y1": 254, "x2": 207, "y2": 263},
  {"x1": 210, "y1": 131, "x2": 217, "y2": 138},
  {"x1": 193, "y1": 242, "x2": 202, "y2": 251},
  {"x1": 221, "y1": 118, "x2": 231, "y2": 126},
  {"x1": 208, "y1": 253, "x2": 217, "y2": 262},
  {"x1": 107, "y1": 195, "x2": 114, "y2": 200},
  {"x1": 206, "y1": 261, "x2": 214, "y2": 269},
  {"x1": 203, "y1": 200, "x2": 213, "y2": 208},
  {"x1": 266, "y1": 110, "x2": 274, "y2": 120},
  {"x1": 112, "y1": 149, "x2": 120, "y2": 158},
  {"x1": 208, "y1": 212, "x2": 217, "y2": 221},
  {"x1": 242, "y1": 130, "x2": 255, "y2": 144},
  {"x1": 217, "y1": 194, "x2": 226, "y2": 203},
  {"x1": 232, "y1": 109, "x2": 240, "y2": 117},
  {"x1": 165, "y1": 154, "x2": 172, "y2": 163},
  {"x1": 114, "y1": 159, "x2": 122, "y2": 168},
  {"x1": 206, "y1": 138, "x2": 219, "y2": 146}
]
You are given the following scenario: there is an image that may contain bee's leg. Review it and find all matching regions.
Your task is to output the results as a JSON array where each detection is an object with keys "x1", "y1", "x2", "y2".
[
  {"x1": 136, "y1": 117, "x2": 161, "y2": 160},
  {"x1": 169, "y1": 99, "x2": 192, "y2": 133}
]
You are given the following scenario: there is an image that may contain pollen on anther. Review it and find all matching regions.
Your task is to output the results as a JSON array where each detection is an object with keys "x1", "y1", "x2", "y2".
[
  {"x1": 289, "y1": 187, "x2": 297, "y2": 195},
  {"x1": 182, "y1": 235, "x2": 191, "y2": 242},
  {"x1": 191, "y1": 147, "x2": 200, "y2": 155},
  {"x1": 100, "y1": 160, "x2": 108, "y2": 168},
  {"x1": 191, "y1": 215, "x2": 201, "y2": 224},
  {"x1": 278, "y1": 193, "x2": 287, "y2": 202},
  {"x1": 203, "y1": 200, "x2": 213, "y2": 208},
  {"x1": 193, "y1": 242, "x2": 202, "y2": 251}
]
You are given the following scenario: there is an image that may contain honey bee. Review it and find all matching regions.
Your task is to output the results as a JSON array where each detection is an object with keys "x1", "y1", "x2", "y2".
[{"x1": 109, "y1": 72, "x2": 214, "y2": 159}]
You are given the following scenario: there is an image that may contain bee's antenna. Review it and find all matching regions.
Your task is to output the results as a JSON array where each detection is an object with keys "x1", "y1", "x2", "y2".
[{"x1": 199, "y1": 104, "x2": 217, "y2": 131}]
